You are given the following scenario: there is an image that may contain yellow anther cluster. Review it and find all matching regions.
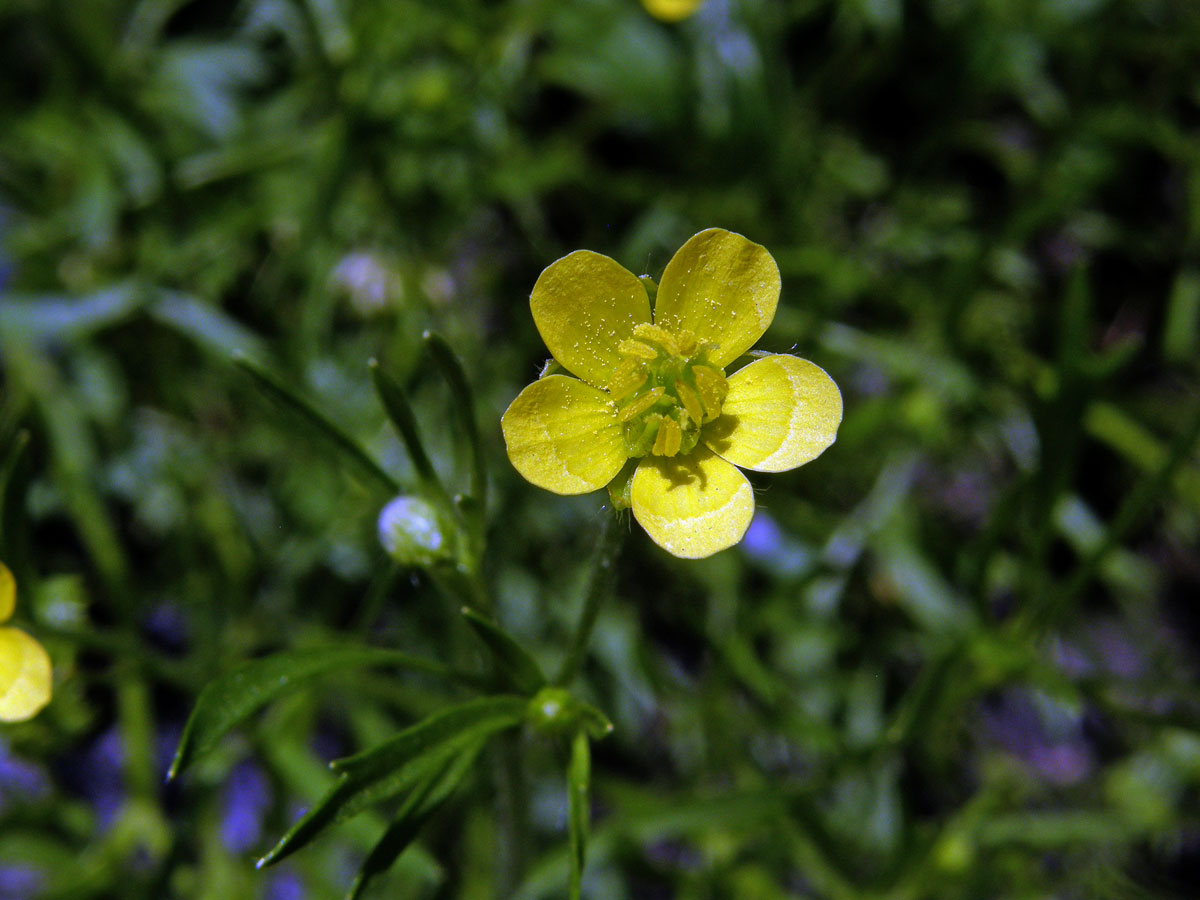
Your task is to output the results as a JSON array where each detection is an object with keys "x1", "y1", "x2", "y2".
[{"x1": 610, "y1": 323, "x2": 728, "y2": 458}]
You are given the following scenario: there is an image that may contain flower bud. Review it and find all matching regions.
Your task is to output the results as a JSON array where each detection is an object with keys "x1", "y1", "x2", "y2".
[
  {"x1": 525, "y1": 687, "x2": 576, "y2": 737},
  {"x1": 377, "y1": 496, "x2": 453, "y2": 567},
  {"x1": 525, "y1": 687, "x2": 614, "y2": 740}
]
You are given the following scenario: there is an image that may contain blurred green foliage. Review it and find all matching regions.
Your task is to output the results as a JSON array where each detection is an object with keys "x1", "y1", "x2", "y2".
[{"x1": 2, "y1": 0, "x2": 1200, "y2": 897}]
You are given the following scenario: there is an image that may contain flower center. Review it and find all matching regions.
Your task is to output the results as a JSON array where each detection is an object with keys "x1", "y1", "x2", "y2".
[{"x1": 608, "y1": 323, "x2": 729, "y2": 458}]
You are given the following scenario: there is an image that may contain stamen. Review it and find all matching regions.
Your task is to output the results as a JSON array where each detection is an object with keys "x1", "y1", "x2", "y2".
[
  {"x1": 691, "y1": 365, "x2": 728, "y2": 419},
  {"x1": 632, "y1": 323, "x2": 680, "y2": 357},
  {"x1": 618, "y1": 386, "x2": 665, "y2": 421},
  {"x1": 618, "y1": 339, "x2": 658, "y2": 361},
  {"x1": 615, "y1": 325, "x2": 730, "y2": 459},
  {"x1": 608, "y1": 360, "x2": 648, "y2": 401},
  {"x1": 675, "y1": 381, "x2": 704, "y2": 426},
  {"x1": 674, "y1": 330, "x2": 700, "y2": 357},
  {"x1": 652, "y1": 417, "x2": 682, "y2": 456}
]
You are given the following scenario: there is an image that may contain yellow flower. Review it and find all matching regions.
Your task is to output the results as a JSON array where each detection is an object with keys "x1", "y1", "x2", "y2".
[
  {"x1": 641, "y1": 0, "x2": 705, "y2": 22},
  {"x1": 501, "y1": 228, "x2": 842, "y2": 559},
  {"x1": 0, "y1": 561, "x2": 52, "y2": 722}
]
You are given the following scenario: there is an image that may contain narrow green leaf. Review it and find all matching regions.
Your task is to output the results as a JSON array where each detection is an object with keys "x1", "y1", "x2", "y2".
[
  {"x1": 1028, "y1": 398, "x2": 1200, "y2": 633},
  {"x1": 424, "y1": 332, "x2": 486, "y2": 510},
  {"x1": 346, "y1": 742, "x2": 484, "y2": 900},
  {"x1": 1085, "y1": 401, "x2": 1200, "y2": 512},
  {"x1": 0, "y1": 430, "x2": 30, "y2": 559},
  {"x1": 234, "y1": 353, "x2": 399, "y2": 494},
  {"x1": 1081, "y1": 333, "x2": 1141, "y2": 382},
  {"x1": 1163, "y1": 268, "x2": 1200, "y2": 363},
  {"x1": 148, "y1": 289, "x2": 270, "y2": 364},
  {"x1": 260, "y1": 737, "x2": 453, "y2": 869},
  {"x1": 978, "y1": 811, "x2": 1135, "y2": 848},
  {"x1": 331, "y1": 695, "x2": 526, "y2": 779},
  {"x1": 368, "y1": 359, "x2": 443, "y2": 492},
  {"x1": 0, "y1": 282, "x2": 143, "y2": 343},
  {"x1": 818, "y1": 322, "x2": 975, "y2": 403},
  {"x1": 169, "y1": 646, "x2": 457, "y2": 779},
  {"x1": 871, "y1": 525, "x2": 977, "y2": 637},
  {"x1": 885, "y1": 640, "x2": 969, "y2": 748},
  {"x1": 567, "y1": 731, "x2": 591, "y2": 900},
  {"x1": 512, "y1": 787, "x2": 789, "y2": 900},
  {"x1": 577, "y1": 702, "x2": 615, "y2": 741},
  {"x1": 461, "y1": 607, "x2": 547, "y2": 694},
  {"x1": 260, "y1": 696, "x2": 524, "y2": 867},
  {"x1": 1058, "y1": 264, "x2": 1091, "y2": 377}
]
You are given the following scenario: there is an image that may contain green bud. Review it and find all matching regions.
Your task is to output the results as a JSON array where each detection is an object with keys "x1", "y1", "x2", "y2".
[
  {"x1": 526, "y1": 687, "x2": 577, "y2": 737},
  {"x1": 377, "y1": 496, "x2": 454, "y2": 567},
  {"x1": 525, "y1": 687, "x2": 614, "y2": 740},
  {"x1": 933, "y1": 831, "x2": 974, "y2": 874}
]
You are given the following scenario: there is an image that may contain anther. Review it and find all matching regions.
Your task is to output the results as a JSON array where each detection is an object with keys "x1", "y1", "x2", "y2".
[
  {"x1": 652, "y1": 417, "x2": 683, "y2": 456},
  {"x1": 691, "y1": 365, "x2": 728, "y2": 419},
  {"x1": 608, "y1": 359, "x2": 648, "y2": 401},
  {"x1": 618, "y1": 338, "x2": 658, "y2": 361},
  {"x1": 632, "y1": 323, "x2": 680, "y2": 357},
  {"x1": 675, "y1": 381, "x2": 704, "y2": 425},
  {"x1": 618, "y1": 386, "x2": 665, "y2": 421},
  {"x1": 674, "y1": 330, "x2": 700, "y2": 357}
]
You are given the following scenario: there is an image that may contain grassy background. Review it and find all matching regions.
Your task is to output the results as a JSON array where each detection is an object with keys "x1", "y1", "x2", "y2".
[{"x1": 2, "y1": 0, "x2": 1200, "y2": 897}]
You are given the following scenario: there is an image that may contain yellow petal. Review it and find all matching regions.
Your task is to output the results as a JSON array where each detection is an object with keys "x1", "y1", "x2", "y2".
[
  {"x1": 531, "y1": 250, "x2": 652, "y2": 389},
  {"x1": 0, "y1": 561, "x2": 13, "y2": 623},
  {"x1": 705, "y1": 354, "x2": 842, "y2": 472},
  {"x1": 630, "y1": 446, "x2": 755, "y2": 559},
  {"x1": 653, "y1": 229, "x2": 780, "y2": 368},
  {"x1": 502, "y1": 375, "x2": 627, "y2": 495},
  {"x1": 0, "y1": 627, "x2": 52, "y2": 722},
  {"x1": 641, "y1": 0, "x2": 704, "y2": 21}
]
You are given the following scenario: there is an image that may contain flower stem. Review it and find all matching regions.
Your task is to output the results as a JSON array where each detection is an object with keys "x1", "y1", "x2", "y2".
[
  {"x1": 495, "y1": 730, "x2": 530, "y2": 895},
  {"x1": 556, "y1": 511, "x2": 623, "y2": 686}
]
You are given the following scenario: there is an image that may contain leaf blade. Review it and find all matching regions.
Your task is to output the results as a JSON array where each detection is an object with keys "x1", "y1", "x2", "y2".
[
  {"x1": 260, "y1": 696, "x2": 525, "y2": 867},
  {"x1": 369, "y1": 359, "x2": 444, "y2": 493},
  {"x1": 169, "y1": 646, "x2": 459, "y2": 779},
  {"x1": 346, "y1": 742, "x2": 484, "y2": 900},
  {"x1": 234, "y1": 354, "x2": 399, "y2": 494},
  {"x1": 461, "y1": 607, "x2": 547, "y2": 695}
]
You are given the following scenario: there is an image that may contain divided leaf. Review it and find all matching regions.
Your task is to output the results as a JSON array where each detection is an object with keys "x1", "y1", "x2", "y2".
[
  {"x1": 235, "y1": 353, "x2": 399, "y2": 494},
  {"x1": 346, "y1": 742, "x2": 485, "y2": 900},
  {"x1": 461, "y1": 607, "x2": 547, "y2": 694},
  {"x1": 369, "y1": 360, "x2": 442, "y2": 491},
  {"x1": 424, "y1": 332, "x2": 487, "y2": 509},
  {"x1": 259, "y1": 695, "x2": 526, "y2": 867},
  {"x1": 169, "y1": 646, "x2": 458, "y2": 779}
]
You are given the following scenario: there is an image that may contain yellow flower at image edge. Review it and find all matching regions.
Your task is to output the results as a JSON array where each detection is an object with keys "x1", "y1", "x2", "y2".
[
  {"x1": 641, "y1": 0, "x2": 705, "y2": 22},
  {"x1": 0, "y1": 561, "x2": 52, "y2": 722},
  {"x1": 502, "y1": 228, "x2": 842, "y2": 559}
]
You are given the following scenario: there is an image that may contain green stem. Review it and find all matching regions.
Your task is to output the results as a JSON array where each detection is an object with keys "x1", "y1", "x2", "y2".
[
  {"x1": 350, "y1": 561, "x2": 401, "y2": 636},
  {"x1": 496, "y1": 730, "x2": 530, "y2": 895},
  {"x1": 430, "y1": 564, "x2": 491, "y2": 616},
  {"x1": 556, "y1": 512, "x2": 623, "y2": 686},
  {"x1": 118, "y1": 676, "x2": 156, "y2": 799},
  {"x1": 41, "y1": 624, "x2": 194, "y2": 687}
]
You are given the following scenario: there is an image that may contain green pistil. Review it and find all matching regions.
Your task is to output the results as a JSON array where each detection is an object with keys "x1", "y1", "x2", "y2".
[{"x1": 611, "y1": 324, "x2": 728, "y2": 458}]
